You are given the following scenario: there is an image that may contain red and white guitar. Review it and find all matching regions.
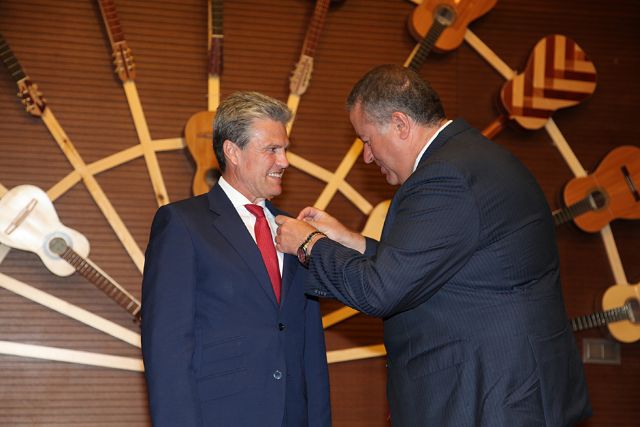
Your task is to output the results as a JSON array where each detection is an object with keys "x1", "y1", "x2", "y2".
[
  {"x1": 0, "y1": 185, "x2": 141, "y2": 321},
  {"x1": 482, "y1": 35, "x2": 597, "y2": 139}
]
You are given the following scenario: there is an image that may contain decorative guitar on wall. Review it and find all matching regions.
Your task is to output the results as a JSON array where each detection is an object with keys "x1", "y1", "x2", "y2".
[
  {"x1": 481, "y1": 34, "x2": 597, "y2": 139},
  {"x1": 0, "y1": 31, "x2": 47, "y2": 117},
  {"x1": 0, "y1": 185, "x2": 141, "y2": 321},
  {"x1": 553, "y1": 145, "x2": 640, "y2": 232},
  {"x1": 571, "y1": 283, "x2": 640, "y2": 343},
  {"x1": 96, "y1": 0, "x2": 170, "y2": 207},
  {"x1": 286, "y1": 0, "x2": 341, "y2": 134},
  {"x1": 96, "y1": 0, "x2": 136, "y2": 82},
  {"x1": 406, "y1": 0, "x2": 497, "y2": 71},
  {"x1": 183, "y1": 0, "x2": 223, "y2": 196}
]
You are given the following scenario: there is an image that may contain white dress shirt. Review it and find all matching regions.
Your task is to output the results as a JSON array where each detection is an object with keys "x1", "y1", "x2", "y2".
[{"x1": 217, "y1": 176, "x2": 284, "y2": 275}]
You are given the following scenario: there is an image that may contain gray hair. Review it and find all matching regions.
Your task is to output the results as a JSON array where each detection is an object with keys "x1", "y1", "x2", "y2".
[
  {"x1": 346, "y1": 64, "x2": 445, "y2": 128},
  {"x1": 213, "y1": 91, "x2": 291, "y2": 172}
]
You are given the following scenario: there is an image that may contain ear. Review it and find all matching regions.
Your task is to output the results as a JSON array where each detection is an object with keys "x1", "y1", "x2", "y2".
[
  {"x1": 390, "y1": 112, "x2": 411, "y2": 139},
  {"x1": 223, "y1": 140, "x2": 240, "y2": 167}
]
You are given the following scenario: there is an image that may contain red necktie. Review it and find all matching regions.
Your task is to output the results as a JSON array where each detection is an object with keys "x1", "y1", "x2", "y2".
[{"x1": 245, "y1": 204, "x2": 282, "y2": 303}]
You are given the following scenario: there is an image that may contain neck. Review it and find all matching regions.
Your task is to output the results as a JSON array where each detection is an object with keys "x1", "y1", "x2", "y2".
[
  {"x1": 220, "y1": 173, "x2": 266, "y2": 205},
  {"x1": 403, "y1": 119, "x2": 447, "y2": 182}
]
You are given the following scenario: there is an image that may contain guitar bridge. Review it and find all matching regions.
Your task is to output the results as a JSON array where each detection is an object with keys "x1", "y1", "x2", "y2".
[{"x1": 4, "y1": 198, "x2": 37, "y2": 235}]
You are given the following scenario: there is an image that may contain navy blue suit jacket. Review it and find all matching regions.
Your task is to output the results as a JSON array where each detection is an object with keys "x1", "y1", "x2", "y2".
[
  {"x1": 141, "y1": 184, "x2": 331, "y2": 427},
  {"x1": 307, "y1": 119, "x2": 591, "y2": 426}
]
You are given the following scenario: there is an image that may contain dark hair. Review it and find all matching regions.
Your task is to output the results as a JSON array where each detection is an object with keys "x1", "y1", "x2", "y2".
[
  {"x1": 346, "y1": 64, "x2": 445, "y2": 127},
  {"x1": 213, "y1": 91, "x2": 291, "y2": 172}
]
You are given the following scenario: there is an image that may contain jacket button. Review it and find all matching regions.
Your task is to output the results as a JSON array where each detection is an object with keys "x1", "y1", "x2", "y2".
[
  {"x1": 273, "y1": 370, "x2": 283, "y2": 380},
  {"x1": 278, "y1": 323, "x2": 286, "y2": 331}
]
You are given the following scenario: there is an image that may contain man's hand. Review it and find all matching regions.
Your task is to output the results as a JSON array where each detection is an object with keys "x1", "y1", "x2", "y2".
[
  {"x1": 274, "y1": 216, "x2": 317, "y2": 255},
  {"x1": 298, "y1": 207, "x2": 366, "y2": 254}
]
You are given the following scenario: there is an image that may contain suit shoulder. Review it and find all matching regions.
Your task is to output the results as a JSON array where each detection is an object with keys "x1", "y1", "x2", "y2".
[{"x1": 155, "y1": 194, "x2": 208, "y2": 217}]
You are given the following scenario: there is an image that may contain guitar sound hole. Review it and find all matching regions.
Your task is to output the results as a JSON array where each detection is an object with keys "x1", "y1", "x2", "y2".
[
  {"x1": 48, "y1": 237, "x2": 67, "y2": 256},
  {"x1": 434, "y1": 6, "x2": 456, "y2": 26},
  {"x1": 588, "y1": 190, "x2": 607, "y2": 210},
  {"x1": 626, "y1": 299, "x2": 640, "y2": 323}
]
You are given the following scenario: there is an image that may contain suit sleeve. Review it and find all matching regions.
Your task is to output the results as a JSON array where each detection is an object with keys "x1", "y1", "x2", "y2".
[
  {"x1": 306, "y1": 162, "x2": 480, "y2": 318},
  {"x1": 303, "y1": 295, "x2": 332, "y2": 427},
  {"x1": 141, "y1": 205, "x2": 201, "y2": 426}
]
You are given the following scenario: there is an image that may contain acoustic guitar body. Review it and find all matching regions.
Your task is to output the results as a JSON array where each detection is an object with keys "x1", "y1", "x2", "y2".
[
  {"x1": 184, "y1": 110, "x2": 220, "y2": 196},
  {"x1": 602, "y1": 283, "x2": 640, "y2": 343},
  {"x1": 408, "y1": 0, "x2": 496, "y2": 52},
  {"x1": 500, "y1": 34, "x2": 597, "y2": 130},
  {"x1": 0, "y1": 185, "x2": 90, "y2": 276},
  {"x1": 563, "y1": 146, "x2": 640, "y2": 232}
]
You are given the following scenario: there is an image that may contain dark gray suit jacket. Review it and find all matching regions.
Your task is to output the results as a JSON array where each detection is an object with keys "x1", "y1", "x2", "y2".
[
  {"x1": 307, "y1": 119, "x2": 591, "y2": 426},
  {"x1": 142, "y1": 184, "x2": 331, "y2": 427}
]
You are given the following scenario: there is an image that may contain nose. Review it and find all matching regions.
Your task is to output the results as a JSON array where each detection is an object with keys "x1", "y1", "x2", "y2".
[
  {"x1": 280, "y1": 150, "x2": 290, "y2": 169},
  {"x1": 363, "y1": 142, "x2": 374, "y2": 164}
]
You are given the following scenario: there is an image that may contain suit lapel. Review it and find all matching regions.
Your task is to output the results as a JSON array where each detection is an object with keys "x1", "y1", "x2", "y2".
[{"x1": 208, "y1": 185, "x2": 279, "y2": 307}]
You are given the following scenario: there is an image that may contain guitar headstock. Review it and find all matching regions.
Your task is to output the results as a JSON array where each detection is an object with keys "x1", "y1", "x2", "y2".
[
  {"x1": 500, "y1": 35, "x2": 597, "y2": 130},
  {"x1": 289, "y1": 55, "x2": 314, "y2": 96},
  {"x1": 112, "y1": 41, "x2": 136, "y2": 82},
  {"x1": 17, "y1": 77, "x2": 46, "y2": 117}
]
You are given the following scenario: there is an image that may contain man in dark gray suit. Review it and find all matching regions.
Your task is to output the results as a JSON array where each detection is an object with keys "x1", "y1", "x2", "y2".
[{"x1": 276, "y1": 65, "x2": 591, "y2": 426}]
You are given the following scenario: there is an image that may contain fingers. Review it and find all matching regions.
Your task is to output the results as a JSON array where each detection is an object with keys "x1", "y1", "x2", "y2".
[
  {"x1": 274, "y1": 214, "x2": 289, "y2": 226},
  {"x1": 297, "y1": 206, "x2": 320, "y2": 221}
]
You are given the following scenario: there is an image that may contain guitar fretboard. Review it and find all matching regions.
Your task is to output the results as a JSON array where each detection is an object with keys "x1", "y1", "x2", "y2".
[
  {"x1": 209, "y1": 0, "x2": 224, "y2": 76},
  {"x1": 0, "y1": 32, "x2": 26, "y2": 83},
  {"x1": 60, "y1": 245, "x2": 141, "y2": 320},
  {"x1": 301, "y1": 0, "x2": 331, "y2": 58},
  {"x1": 553, "y1": 190, "x2": 606, "y2": 227},
  {"x1": 408, "y1": 20, "x2": 447, "y2": 71},
  {"x1": 571, "y1": 305, "x2": 630, "y2": 332},
  {"x1": 98, "y1": 0, "x2": 126, "y2": 44}
]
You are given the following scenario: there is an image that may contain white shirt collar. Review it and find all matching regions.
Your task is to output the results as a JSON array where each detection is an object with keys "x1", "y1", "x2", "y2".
[
  {"x1": 218, "y1": 176, "x2": 268, "y2": 212},
  {"x1": 412, "y1": 119, "x2": 452, "y2": 172}
]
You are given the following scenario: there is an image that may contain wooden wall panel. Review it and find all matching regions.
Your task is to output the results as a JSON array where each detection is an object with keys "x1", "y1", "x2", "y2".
[{"x1": 0, "y1": 0, "x2": 638, "y2": 426}]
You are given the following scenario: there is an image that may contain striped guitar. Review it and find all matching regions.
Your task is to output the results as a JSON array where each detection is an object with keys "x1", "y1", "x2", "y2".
[
  {"x1": 553, "y1": 146, "x2": 640, "y2": 232},
  {"x1": 571, "y1": 283, "x2": 640, "y2": 343},
  {"x1": 482, "y1": 35, "x2": 597, "y2": 139},
  {"x1": 406, "y1": 0, "x2": 497, "y2": 71},
  {"x1": 0, "y1": 185, "x2": 141, "y2": 321}
]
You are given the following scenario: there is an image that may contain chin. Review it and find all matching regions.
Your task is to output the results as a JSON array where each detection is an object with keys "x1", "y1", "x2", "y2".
[{"x1": 385, "y1": 176, "x2": 399, "y2": 186}]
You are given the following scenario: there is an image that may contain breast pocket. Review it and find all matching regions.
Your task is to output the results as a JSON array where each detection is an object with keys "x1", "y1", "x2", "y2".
[{"x1": 196, "y1": 335, "x2": 248, "y2": 401}]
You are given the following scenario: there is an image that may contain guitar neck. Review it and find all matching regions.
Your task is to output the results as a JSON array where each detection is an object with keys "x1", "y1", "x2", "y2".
[
  {"x1": 289, "y1": 0, "x2": 332, "y2": 96},
  {"x1": 0, "y1": 32, "x2": 47, "y2": 117},
  {"x1": 97, "y1": 0, "x2": 126, "y2": 44},
  {"x1": 59, "y1": 245, "x2": 141, "y2": 320},
  {"x1": 208, "y1": 0, "x2": 224, "y2": 76},
  {"x1": 301, "y1": 0, "x2": 331, "y2": 58},
  {"x1": 0, "y1": 32, "x2": 27, "y2": 82},
  {"x1": 553, "y1": 189, "x2": 607, "y2": 227},
  {"x1": 97, "y1": 0, "x2": 136, "y2": 82},
  {"x1": 407, "y1": 20, "x2": 448, "y2": 71},
  {"x1": 570, "y1": 305, "x2": 631, "y2": 332}
]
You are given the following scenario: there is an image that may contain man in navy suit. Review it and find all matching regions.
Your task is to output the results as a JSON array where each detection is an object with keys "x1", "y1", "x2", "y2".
[
  {"x1": 276, "y1": 65, "x2": 591, "y2": 426},
  {"x1": 141, "y1": 91, "x2": 331, "y2": 427}
]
